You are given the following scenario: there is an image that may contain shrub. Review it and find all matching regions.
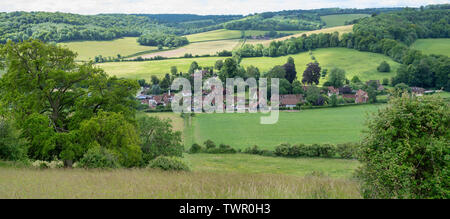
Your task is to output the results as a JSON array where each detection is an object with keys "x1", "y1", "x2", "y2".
[
  {"x1": 382, "y1": 78, "x2": 389, "y2": 86},
  {"x1": 377, "y1": 61, "x2": 390, "y2": 72},
  {"x1": 31, "y1": 160, "x2": 64, "y2": 169},
  {"x1": 189, "y1": 143, "x2": 202, "y2": 154},
  {"x1": 78, "y1": 147, "x2": 120, "y2": 169},
  {"x1": 148, "y1": 156, "x2": 190, "y2": 171},
  {"x1": 274, "y1": 143, "x2": 291, "y2": 157},
  {"x1": 205, "y1": 144, "x2": 236, "y2": 154},
  {"x1": 317, "y1": 144, "x2": 336, "y2": 158},
  {"x1": 204, "y1": 139, "x2": 216, "y2": 149},
  {"x1": 336, "y1": 143, "x2": 358, "y2": 159},
  {"x1": 357, "y1": 95, "x2": 449, "y2": 199},
  {"x1": 0, "y1": 119, "x2": 27, "y2": 161}
]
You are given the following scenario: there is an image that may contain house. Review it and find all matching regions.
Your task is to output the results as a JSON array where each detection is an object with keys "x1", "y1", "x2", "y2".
[
  {"x1": 355, "y1": 89, "x2": 369, "y2": 104},
  {"x1": 280, "y1": 94, "x2": 303, "y2": 108},
  {"x1": 411, "y1": 87, "x2": 425, "y2": 96},
  {"x1": 327, "y1": 86, "x2": 340, "y2": 97}
]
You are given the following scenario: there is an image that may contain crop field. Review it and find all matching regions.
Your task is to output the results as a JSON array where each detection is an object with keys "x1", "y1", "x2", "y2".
[
  {"x1": 321, "y1": 14, "x2": 370, "y2": 27},
  {"x1": 133, "y1": 39, "x2": 243, "y2": 59},
  {"x1": 179, "y1": 104, "x2": 382, "y2": 149},
  {"x1": 98, "y1": 56, "x2": 221, "y2": 79},
  {"x1": 59, "y1": 37, "x2": 158, "y2": 61},
  {"x1": 185, "y1": 29, "x2": 242, "y2": 42},
  {"x1": 0, "y1": 166, "x2": 360, "y2": 199},
  {"x1": 100, "y1": 47, "x2": 399, "y2": 82},
  {"x1": 410, "y1": 38, "x2": 450, "y2": 56}
]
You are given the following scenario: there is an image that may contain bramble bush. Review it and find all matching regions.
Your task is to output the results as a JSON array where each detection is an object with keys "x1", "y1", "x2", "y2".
[
  {"x1": 357, "y1": 95, "x2": 449, "y2": 199},
  {"x1": 148, "y1": 156, "x2": 190, "y2": 171}
]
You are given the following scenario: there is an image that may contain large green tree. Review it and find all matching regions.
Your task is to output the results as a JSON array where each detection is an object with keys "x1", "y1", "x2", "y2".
[{"x1": 0, "y1": 40, "x2": 139, "y2": 163}]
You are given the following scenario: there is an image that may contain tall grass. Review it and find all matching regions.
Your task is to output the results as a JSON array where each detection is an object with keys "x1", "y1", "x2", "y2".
[{"x1": 0, "y1": 168, "x2": 360, "y2": 199}]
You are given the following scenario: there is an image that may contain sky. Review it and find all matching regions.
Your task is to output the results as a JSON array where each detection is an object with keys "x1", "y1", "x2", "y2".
[{"x1": 2, "y1": 0, "x2": 449, "y2": 15}]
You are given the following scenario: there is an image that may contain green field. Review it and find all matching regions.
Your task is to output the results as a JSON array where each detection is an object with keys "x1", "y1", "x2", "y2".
[
  {"x1": 181, "y1": 104, "x2": 382, "y2": 149},
  {"x1": 186, "y1": 153, "x2": 359, "y2": 178},
  {"x1": 185, "y1": 29, "x2": 242, "y2": 42},
  {"x1": 100, "y1": 47, "x2": 399, "y2": 81},
  {"x1": 134, "y1": 39, "x2": 242, "y2": 59},
  {"x1": 59, "y1": 37, "x2": 158, "y2": 61},
  {"x1": 410, "y1": 38, "x2": 450, "y2": 56},
  {"x1": 321, "y1": 14, "x2": 370, "y2": 27}
]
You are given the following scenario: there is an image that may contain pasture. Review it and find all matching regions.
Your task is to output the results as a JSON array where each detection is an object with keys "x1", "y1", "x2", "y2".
[
  {"x1": 100, "y1": 47, "x2": 399, "y2": 82},
  {"x1": 59, "y1": 37, "x2": 158, "y2": 61},
  {"x1": 185, "y1": 29, "x2": 242, "y2": 42},
  {"x1": 185, "y1": 153, "x2": 359, "y2": 178},
  {"x1": 246, "y1": 25, "x2": 354, "y2": 46},
  {"x1": 180, "y1": 104, "x2": 382, "y2": 149},
  {"x1": 410, "y1": 38, "x2": 450, "y2": 56},
  {"x1": 321, "y1": 14, "x2": 370, "y2": 27}
]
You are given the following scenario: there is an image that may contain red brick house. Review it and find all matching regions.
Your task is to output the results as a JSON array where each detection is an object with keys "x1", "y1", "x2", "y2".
[{"x1": 355, "y1": 89, "x2": 369, "y2": 104}]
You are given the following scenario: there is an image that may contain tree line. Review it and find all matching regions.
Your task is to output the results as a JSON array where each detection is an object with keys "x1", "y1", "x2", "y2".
[{"x1": 137, "y1": 33, "x2": 189, "y2": 48}]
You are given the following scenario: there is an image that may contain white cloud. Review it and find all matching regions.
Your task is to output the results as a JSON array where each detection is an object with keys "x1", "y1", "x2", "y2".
[{"x1": 2, "y1": 0, "x2": 448, "y2": 15}]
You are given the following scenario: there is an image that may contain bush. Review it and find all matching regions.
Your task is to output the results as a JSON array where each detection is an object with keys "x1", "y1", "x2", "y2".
[
  {"x1": 205, "y1": 144, "x2": 236, "y2": 154},
  {"x1": 317, "y1": 144, "x2": 336, "y2": 158},
  {"x1": 357, "y1": 95, "x2": 449, "y2": 199},
  {"x1": 0, "y1": 119, "x2": 27, "y2": 161},
  {"x1": 148, "y1": 156, "x2": 190, "y2": 171},
  {"x1": 204, "y1": 139, "x2": 216, "y2": 149},
  {"x1": 274, "y1": 143, "x2": 291, "y2": 156},
  {"x1": 31, "y1": 160, "x2": 64, "y2": 169},
  {"x1": 78, "y1": 147, "x2": 120, "y2": 169},
  {"x1": 189, "y1": 143, "x2": 202, "y2": 154},
  {"x1": 336, "y1": 143, "x2": 358, "y2": 159},
  {"x1": 377, "y1": 61, "x2": 390, "y2": 72}
]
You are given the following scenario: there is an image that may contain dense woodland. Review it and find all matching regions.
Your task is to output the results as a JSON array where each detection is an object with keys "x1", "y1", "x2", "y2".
[{"x1": 0, "y1": 12, "x2": 174, "y2": 43}]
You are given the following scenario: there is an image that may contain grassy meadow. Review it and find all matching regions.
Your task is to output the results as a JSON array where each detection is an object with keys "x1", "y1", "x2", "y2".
[
  {"x1": 185, "y1": 29, "x2": 242, "y2": 42},
  {"x1": 247, "y1": 25, "x2": 354, "y2": 46},
  {"x1": 100, "y1": 47, "x2": 399, "y2": 81},
  {"x1": 59, "y1": 37, "x2": 158, "y2": 61},
  {"x1": 410, "y1": 38, "x2": 450, "y2": 56},
  {"x1": 0, "y1": 166, "x2": 360, "y2": 199},
  {"x1": 321, "y1": 14, "x2": 370, "y2": 27}
]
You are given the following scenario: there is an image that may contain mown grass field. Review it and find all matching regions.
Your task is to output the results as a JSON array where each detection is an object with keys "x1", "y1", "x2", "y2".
[
  {"x1": 100, "y1": 47, "x2": 399, "y2": 82},
  {"x1": 186, "y1": 153, "x2": 359, "y2": 178},
  {"x1": 0, "y1": 166, "x2": 360, "y2": 198},
  {"x1": 181, "y1": 104, "x2": 381, "y2": 149},
  {"x1": 321, "y1": 14, "x2": 370, "y2": 27},
  {"x1": 134, "y1": 39, "x2": 242, "y2": 59},
  {"x1": 410, "y1": 38, "x2": 450, "y2": 56},
  {"x1": 185, "y1": 29, "x2": 242, "y2": 42},
  {"x1": 59, "y1": 37, "x2": 158, "y2": 61}
]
